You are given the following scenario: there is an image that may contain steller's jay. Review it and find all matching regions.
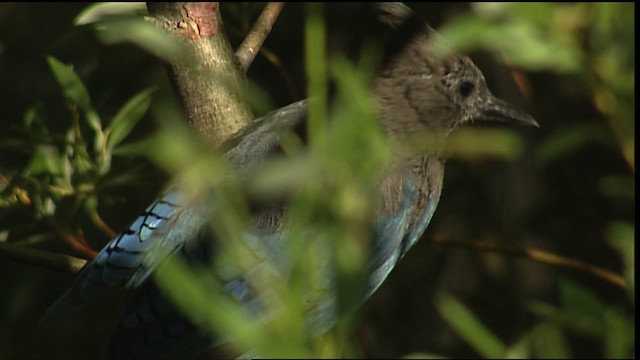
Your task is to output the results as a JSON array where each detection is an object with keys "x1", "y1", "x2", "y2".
[{"x1": 41, "y1": 3, "x2": 538, "y2": 358}]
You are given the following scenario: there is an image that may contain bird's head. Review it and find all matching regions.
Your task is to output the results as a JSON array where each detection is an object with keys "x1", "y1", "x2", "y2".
[
  {"x1": 372, "y1": 3, "x2": 537, "y2": 139},
  {"x1": 439, "y1": 55, "x2": 538, "y2": 129}
]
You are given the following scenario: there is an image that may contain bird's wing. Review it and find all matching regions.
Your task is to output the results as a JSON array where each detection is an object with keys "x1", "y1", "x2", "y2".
[
  {"x1": 40, "y1": 100, "x2": 309, "y2": 327},
  {"x1": 367, "y1": 177, "x2": 419, "y2": 297},
  {"x1": 366, "y1": 157, "x2": 444, "y2": 297}
]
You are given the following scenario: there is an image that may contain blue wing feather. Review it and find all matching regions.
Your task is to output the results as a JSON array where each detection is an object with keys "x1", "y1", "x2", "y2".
[
  {"x1": 40, "y1": 101, "x2": 309, "y2": 327},
  {"x1": 367, "y1": 179, "x2": 419, "y2": 296},
  {"x1": 40, "y1": 189, "x2": 191, "y2": 326}
]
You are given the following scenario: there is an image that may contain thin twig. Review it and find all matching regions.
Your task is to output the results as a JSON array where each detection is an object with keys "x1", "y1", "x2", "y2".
[
  {"x1": 49, "y1": 222, "x2": 98, "y2": 259},
  {"x1": 88, "y1": 209, "x2": 118, "y2": 238},
  {"x1": 259, "y1": 46, "x2": 299, "y2": 101},
  {"x1": 0, "y1": 242, "x2": 87, "y2": 274},
  {"x1": 429, "y1": 235, "x2": 626, "y2": 289},
  {"x1": 235, "y1": 2, "x2": 285, "y2": 74}
]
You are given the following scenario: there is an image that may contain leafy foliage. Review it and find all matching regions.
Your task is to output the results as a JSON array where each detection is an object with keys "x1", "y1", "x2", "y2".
[{"x1": 0, "y1": 3, "x2": 633, "y2": 359}]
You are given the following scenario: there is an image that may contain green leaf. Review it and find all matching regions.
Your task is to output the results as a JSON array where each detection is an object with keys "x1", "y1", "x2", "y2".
[
  {"x1": 499, "y1": 21, "x2": 582, "y2": 73},
  {"x1": 607, "y1": 222, "x2": 634, "y2": 299},
  {"x1": 529, "y1": 323, "x2": 571, "y2": 359},
  {"x1": 105, "y1": 87, "x2": 156, "y2": 151},
  {"x1": 402, "y1": 352, "x2": 450, "y2": 359},
  {"x1": 109, "y1": 134, "x2": 158, "y2": 157},
  {"x1": 27, "y1": 145, "x2": 65, "y2": 177},
  {"x1": 438, "y1": 8, "x2": 582, "y2": 73},
  {"x1": 528, "y1": 279, "x2": 608, "y2": 337},
  {"x1": 94, "y1": 16, "x2": 182, "y2": 63},
  {"x1": 599, "y1": 175, "x2": 635, "y2": 200},
  {"x1": 46, "y1": 56, "x2": 101, "y2": 130},
  {"x1": 603, "y1": 307, "x2": 635, "y2": 358},
  {"x1": 445, "y1": 128, "x2": 524, "y2": 160},
  {"x1": 305, "y1": 3, "x2": 328, "y2": 147},
  {"x1": 436, "y1": 293, "x2": 507, "y2": 358},
  {"x1": 154, "y1": 255, "x2": 308, "y2": 357},
  {"x1": 559, "y1": 279, "x2": 606, "y2": 331},
  {"x1": 75, "y1": 2, "x2": 147, "y2": 26},
  {"x1": 535, "y1": 122, "x2": 613, "y2": 167}
]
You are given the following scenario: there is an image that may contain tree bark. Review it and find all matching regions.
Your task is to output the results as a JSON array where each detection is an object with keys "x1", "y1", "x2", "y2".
[{"x1": 146, "y1": 2, "x2": 254, "y2": 144}]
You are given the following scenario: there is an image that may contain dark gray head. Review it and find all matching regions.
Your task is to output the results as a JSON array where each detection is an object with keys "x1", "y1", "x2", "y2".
[{"x1": 372, "y1": 3, "x2": 538, "y2": 138}]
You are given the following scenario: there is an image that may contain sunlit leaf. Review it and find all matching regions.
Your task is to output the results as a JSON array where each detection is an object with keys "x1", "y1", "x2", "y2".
[
  {"x1": 46, "y1": 56, "x2": 102, "y2": 132},
  {"x1": 438, "y1": 7, "x2": 582, "y2": 73},
  {"x1": 27, "y1": 145, "x2": 65, "y2": 177},
  {"x1": 498, "y1": 21, "x2": 581, "y2": 73}
]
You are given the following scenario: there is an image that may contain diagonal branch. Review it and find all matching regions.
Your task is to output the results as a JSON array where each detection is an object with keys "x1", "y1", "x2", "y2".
[
  {"x1": 235, "y1": 2, "x2": 285, "y2": 74},
  {"x1": 0, "y1": 242, "x2": 87, "y2": 274},
  {"x1": 429, "y1": 234, "x2": 626, "y2": 289}
]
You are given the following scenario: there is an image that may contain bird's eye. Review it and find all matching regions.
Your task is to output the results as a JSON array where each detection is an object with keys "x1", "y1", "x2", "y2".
[{"x1": 459, "y1": 81, "x2": 474, "y2": 98}]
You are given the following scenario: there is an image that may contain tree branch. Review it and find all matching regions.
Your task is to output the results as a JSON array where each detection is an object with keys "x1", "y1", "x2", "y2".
[
  {"x1": 235, "y1": 2, "x2": 285, "y2": 74},
  {"x1": 146, "y1": 2, "x2": 254, "y2": 145},
  {"x1": 429, "y1": 235, "x2": 626, "y2": 289},
  {"x1": 0, "y1": 242, "x2": 87, "y2": 274}
]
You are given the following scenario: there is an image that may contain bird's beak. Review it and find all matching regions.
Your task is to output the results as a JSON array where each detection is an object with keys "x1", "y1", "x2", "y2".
[{"x1": 480, "y1": 95, "x2": 539, "y2": 127}]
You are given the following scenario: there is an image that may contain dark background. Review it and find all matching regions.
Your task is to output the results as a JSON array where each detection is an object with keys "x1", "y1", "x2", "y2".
[{"x1": 0, "y1": 3, "x2": 633, "y2": 358}]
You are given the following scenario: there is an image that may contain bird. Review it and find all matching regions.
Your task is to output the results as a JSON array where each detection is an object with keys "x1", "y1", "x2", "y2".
[{"x1": 41, "y1": 3, "x2": 538, "y2": 358}]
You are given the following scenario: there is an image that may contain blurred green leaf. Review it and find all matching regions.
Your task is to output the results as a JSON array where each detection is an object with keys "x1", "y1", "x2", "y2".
[
  {"x1": 403, "y1": 352, "x2": 450, "y2": 359},
  {"x1": 603, "y1": 306, "x2": 635, "y2": 359},
  {"x1": 503, "y1": 332, "x2": 530, "y2": 359},
  {"x1": 498, "y1": 21, "x2": 581, "y2": 73},
  {"x1": 109, "y1": 134, "x2": 159, "y2": 157},
  {"x1": 436, "y1": 12, "x2": 581, "y2": 73},
  {"x1": 94, "y1": 16, "x2": 183, "y2": 63},
  {"x1": 75, "y1": 2, "x2": 147, "y2": 26},
  {"x1": 242, "y1": 81, "x2": 275, "y2": 117},
  {"x1": 27, "y1": 145, "x2": 65, "y2": 177},
  {"x1": 535, "y1": 123, "x2": 613, "y2": 167},
  {"x1": 305, "y1": 3, "x2": 328, "y2": 147},
  {"x1": 599, "y1": 175, "x2": 635, "y2": 200},
  {"x1": 445, "y1": 128, "x2": 524, "y2": 160},
  {"x1": 529, "y1": 323, "x2": 571, "y2": 359},
  {"x1": 436, "y1": 293, "x2": 507, "y2": 358},
  {"x1": 528, "y1": 279, "x2": 609, "y2": 338},
  {"x1": 559, "y1": 280, "x2": 606, "y2": 326},
  {"x1": 153, "y1": 256, "x2": 263, "y2": 355},
  {"x1": 246, "y1": 156, "x2": 315, "y2": 201},
  {"x1": 105, "y1": 87, "x2": 155, "y2": 151},
  {"x1": 607, "y1": 222, "x2": 634, "y2": 299}
]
